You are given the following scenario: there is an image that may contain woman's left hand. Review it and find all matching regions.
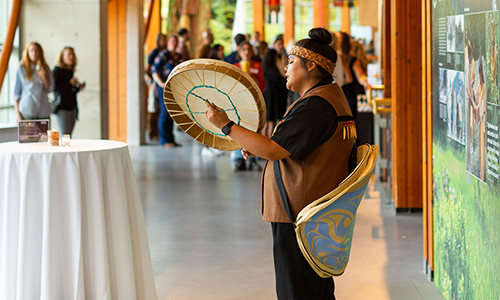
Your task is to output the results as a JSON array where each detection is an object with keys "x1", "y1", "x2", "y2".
[
  {"x1": 37, "y1": 67, "x2": 51, "y2": 90},
  {"x1": 241, "y1": 148, "x2": 255, "y2": 160},
  {"x1": 205, "y1": 101, "x2": 230, "y2": 129}
]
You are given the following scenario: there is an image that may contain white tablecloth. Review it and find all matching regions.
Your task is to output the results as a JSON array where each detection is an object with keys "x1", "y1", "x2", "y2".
[{"x1": 0, "y1": 140, "x2": 157, "y2": 300}]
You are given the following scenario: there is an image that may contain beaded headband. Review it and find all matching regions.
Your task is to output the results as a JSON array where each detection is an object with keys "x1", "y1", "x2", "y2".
[{"x1": 288, "y1": 45, "x2": 336, "y2": 75}]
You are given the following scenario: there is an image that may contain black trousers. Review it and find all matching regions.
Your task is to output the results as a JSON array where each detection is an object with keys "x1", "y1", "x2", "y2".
[{"x1": 272, "y1": 222, "x2": 335, "y2": 300}]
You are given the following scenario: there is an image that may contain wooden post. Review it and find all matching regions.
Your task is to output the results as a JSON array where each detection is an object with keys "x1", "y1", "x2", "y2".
[
  {"x1": 390, "y1": 0, "x2": 423, "y2": 211},
  {"x1": 253, "y1": 0, "x2": 264, "y2": 40},
  {"x1": 313, "y1": 0, "x2": 330, "y2": 29},
  {"x1": 341, "y1": 6, "x2": 350, "y2": 33},
  {"x1": 0, "y1": 0, "x2": 22, "y2": 93},
  {"x1": 284, "y1": 0, "x2": 295, "y2": 46},
  {"x1": 108, "y1": 0, "x2": 128, "y2": 142}
]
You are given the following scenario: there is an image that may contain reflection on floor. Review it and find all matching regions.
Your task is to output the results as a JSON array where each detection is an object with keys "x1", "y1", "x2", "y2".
[{"x1": 129, "y1": 132, "x2": 445, "y2": 300}]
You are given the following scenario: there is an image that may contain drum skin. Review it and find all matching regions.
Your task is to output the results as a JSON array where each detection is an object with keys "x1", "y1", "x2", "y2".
[{"x1": 164, "y1": 59, "x2": 266, "y2": 151}]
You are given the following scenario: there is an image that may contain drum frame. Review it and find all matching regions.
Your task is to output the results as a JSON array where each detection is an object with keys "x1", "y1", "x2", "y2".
[{"x1": 164, "y1": 59, "x2": 266, "y2": 151}]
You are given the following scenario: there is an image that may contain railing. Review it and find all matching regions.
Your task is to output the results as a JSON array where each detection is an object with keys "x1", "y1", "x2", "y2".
[
  {"x1": 0, "y1": 104, "x2": 14, "y2": 110},
  {"x1": 366, "y1": 85, "x2": 392, "y2": 184},
  {"x1": 371, "y1": 97, "x2": 392, "y2": 115},
  {"x1": 0, "y1": 104, "x2": 15, "y2": 125}
]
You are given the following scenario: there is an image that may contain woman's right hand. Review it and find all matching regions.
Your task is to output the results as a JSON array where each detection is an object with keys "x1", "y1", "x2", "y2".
[
  {"x1": 204, "y1": 101, "x2": 230, "y2": 129},
  {"x1": 36, "y1": 68, "x2": 47, "y2": 81},
  {"x1": 14, "y1": 101, "x2": 22, "y2": 122}
]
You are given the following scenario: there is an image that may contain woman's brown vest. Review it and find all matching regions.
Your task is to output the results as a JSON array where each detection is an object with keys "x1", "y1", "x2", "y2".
[{"x1": 261, "y1": 82, "x2": 356, "y2": 223}]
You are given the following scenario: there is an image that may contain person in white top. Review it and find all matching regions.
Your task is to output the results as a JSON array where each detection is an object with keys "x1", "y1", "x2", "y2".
[{"x1": 13, "y1": 42, "x2": 55, "y2": 121}]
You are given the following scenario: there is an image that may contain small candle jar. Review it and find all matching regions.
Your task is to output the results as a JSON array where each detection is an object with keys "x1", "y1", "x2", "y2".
[
  {"x1": 47, "y1": 130, "x2": 59, "y2": 146},
  {"x1": 242, "y1": 61, "x2": 250, "y2": 74},
  {"x1": 61, "y1": 134, "x2": 70, "y2": 147}
]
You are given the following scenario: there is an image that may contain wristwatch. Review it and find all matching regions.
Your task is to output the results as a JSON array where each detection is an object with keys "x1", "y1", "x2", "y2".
[{"x1": 221, "y1": 121, "x2": 236, "y2": 135}]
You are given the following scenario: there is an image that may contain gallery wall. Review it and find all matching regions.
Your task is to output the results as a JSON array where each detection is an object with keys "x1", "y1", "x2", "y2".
[{"x1": 432, "y1": 0, "x2": 500, "y2": 298}]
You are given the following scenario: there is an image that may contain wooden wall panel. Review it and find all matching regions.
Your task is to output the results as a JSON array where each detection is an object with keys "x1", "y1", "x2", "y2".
[
  {"x1": 107, "y1": 0, "x2": 127, "y2": 142},
  {"x1": 390, "y1": 0, "x2": 423, "y2": 210},
  {"x1": 341, "y1": 6, "x2": 350, "y2": 33}
]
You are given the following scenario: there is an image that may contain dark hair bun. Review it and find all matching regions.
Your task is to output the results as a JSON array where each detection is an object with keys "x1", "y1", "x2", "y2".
[{"x1": 308, "y1": 28, "x2": 333, "y2": 45}]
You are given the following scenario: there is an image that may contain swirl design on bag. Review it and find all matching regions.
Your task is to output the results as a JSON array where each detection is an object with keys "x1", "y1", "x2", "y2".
[{"x1": 303, "y1": 181, "x2": 369, "y2": 272}]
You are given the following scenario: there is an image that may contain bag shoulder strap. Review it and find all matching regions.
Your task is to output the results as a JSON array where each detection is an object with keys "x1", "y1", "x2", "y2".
[{"x1": 273, "y1": 160, "x2": 295, "y2": 224}]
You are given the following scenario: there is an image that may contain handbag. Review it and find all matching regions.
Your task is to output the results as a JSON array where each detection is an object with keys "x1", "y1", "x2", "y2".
[
  {"x1": 147, "y1": 83, "x2": 156, "y2": 113},
  {"x1": 49, "y1": 92, "x2": 61, "y2": 114},
  {"x1": 274, "y1": 144, "x2": 378, "y2": 277}
]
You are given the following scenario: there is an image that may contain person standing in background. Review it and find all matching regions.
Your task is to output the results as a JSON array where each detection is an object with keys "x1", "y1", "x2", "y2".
[
  {"x1": 253, "y1": 41, "x2": 268, "y2": 62},
  {"x1": 232, "y1": 41, "x2": 265, "y2": 170},
  {"x1": 209, "y1": 44, "x2": 225, "y2": 60},
  {"x1": 176, "y1": 28, "x2": 191, "y2": 61},
  {"x1": 330, "y1": 31, "x2": 352, "y2": 87},
  {"x1": 351, "y1": 41, "x2": 369, "y2": 75},
  {"x1": 146, "y1": 33, "x2": 167, "y2": 75},
  {"x1": 152, "y1": 34, "x2": 182, "y2": 147},
  {"x1": 145, "y1": 33, "x2": 167, "y2": 140},
  {"x1": 13, "y1": 42, "x2": 54, "y2": 121},
  {"x1": 274, "y1": 35, "x2": 299, "y2": 107},
  {"x1": 250, "y1": 31, "x2": 261, "y2": 46},
  {"x1": 52, "y1": 47, "x2": 86, "y2": 135},
  {"x1": 262, "y1": 49, "x2": 288, "y2": 137},
  {"x1": 337, "y1": 31, "x2": 371, "y2": 121},
  {"x1": 195, "y1": 30, "x2": 214, "y2": 59},
  {"x1": 234, "y1": 41, "x2": 265, "y2": 95},
  {"x1": 272, "y1": 36, "x2": 288, "y2": 77},
  {"x1": 224, "y1": 34, "x2": 246, "y2": 64},
  {"x1": 244, "y1": 33, "x2": 251, "y2": 42}
]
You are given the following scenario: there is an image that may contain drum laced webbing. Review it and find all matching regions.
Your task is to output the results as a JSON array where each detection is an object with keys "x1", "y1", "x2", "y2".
[{"x1": 185, "y1": 85, "x2": 240, "y2": 137}]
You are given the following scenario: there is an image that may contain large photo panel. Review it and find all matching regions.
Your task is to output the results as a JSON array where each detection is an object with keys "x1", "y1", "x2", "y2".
[{"x1": 432, "y1": 1, "x2": 500, "y2": 299}]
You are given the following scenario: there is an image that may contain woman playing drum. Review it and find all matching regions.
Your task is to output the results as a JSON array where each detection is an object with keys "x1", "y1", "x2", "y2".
[{"x1": 205, "y1": 27, "x2": 357, "y2": 300}]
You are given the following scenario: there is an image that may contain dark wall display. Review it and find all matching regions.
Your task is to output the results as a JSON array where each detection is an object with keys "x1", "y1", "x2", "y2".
[{"x1": 432, "y1": 0, "x2": 500, "y2": 299}]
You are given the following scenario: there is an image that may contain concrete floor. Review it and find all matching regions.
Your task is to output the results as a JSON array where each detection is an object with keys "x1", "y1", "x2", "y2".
[{"x1": 129, "y1": 131, "x2": 445, "y2": 300}]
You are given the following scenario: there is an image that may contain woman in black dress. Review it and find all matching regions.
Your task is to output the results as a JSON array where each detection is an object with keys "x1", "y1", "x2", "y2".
[{"x1": 52, "y1": 47, "x2": 85, "y2": 135}]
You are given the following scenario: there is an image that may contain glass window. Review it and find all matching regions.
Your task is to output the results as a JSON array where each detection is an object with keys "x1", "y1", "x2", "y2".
[
  {"x1": 244, "y1": 0, "x2": 253, "y2": 35},
  {"x1": 329, "y1": 5, "x2": 342, "y2": 33},
  {"x1": 264, "y1": 0, "x2": 285, "y2": 45},
  {"x1": 350, "y1": 5, "x2": 359, "y2": 25},
  {"x1": 294, "y1": 0, "x2": 313, "y2": 41}
]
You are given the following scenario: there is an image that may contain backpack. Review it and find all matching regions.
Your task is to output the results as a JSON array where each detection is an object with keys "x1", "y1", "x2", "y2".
[{"x1": 275, "y1": 144, "x2": 378, "y2": 277}]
